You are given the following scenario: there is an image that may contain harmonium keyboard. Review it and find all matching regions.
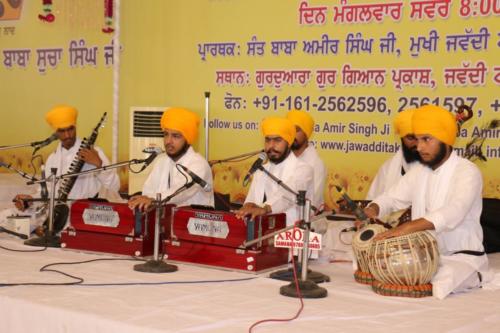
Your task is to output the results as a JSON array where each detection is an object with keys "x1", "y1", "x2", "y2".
[
  {"x1": 61, "y1": 200, "x2": 174, "y2": 256},
  {"x1": 164, "y1": 207, "x2": 288, "y2": 273}
]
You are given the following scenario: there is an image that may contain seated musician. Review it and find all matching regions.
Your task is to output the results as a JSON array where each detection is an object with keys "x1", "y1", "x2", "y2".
[
  {"x1": 286, "y1": 110, "x2": 326, "y2": 210},
  {"x1": 235, "y1": 117, "x2": 314, "y2": 225},
  {"x1": 366, "y1": 108, "x2": 421, "y2": 199},
  {"x1": 128, "y1": 107, "x2": 214, "y2": 211},
  {"x1": 13, "y1": 105, "x2": 120, "y2": 231},
  {"x1": 364, "y1": 105, "x2": 490, "y2": 299}
]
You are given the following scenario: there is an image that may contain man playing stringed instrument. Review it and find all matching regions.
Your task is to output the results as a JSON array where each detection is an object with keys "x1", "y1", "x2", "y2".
[
  {"x1": 364, "y1": 104, "x2": 490, "y2": 299},
  {"x1": 13, "y1": 106, "x2": 120, "y2": 231}
]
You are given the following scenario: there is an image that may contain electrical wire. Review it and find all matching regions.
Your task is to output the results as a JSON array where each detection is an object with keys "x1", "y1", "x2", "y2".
[
  {"x1": 248, "y1": 220, "x2": 305, "y2": 332},
  {"x1": 0, "y1": 243, "x2": 47, "y2": 252},
  {"x1": 0, "y1": 257, "x2": 258, "y2": 287}
]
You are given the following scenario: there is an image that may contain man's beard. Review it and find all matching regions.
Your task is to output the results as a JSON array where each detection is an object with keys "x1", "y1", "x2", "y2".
[
  {"x1": 401, "y1": 140, "x2": 421, "y2": 163},
  {"x1": 421, "y1": 142, "x2": 448, "y2": 168},
  {"x1": 267, "y1": 147, "x2": 291, "y2": 164},
  {"x1": 166, "y1": 142, "x2": 190, "y2": 161},
  {"x1": 291, "y1": 139, "x2": 306, "y2": 151}
]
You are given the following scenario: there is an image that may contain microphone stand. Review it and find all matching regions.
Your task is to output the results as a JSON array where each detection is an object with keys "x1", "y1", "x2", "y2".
[
  {"x1": 208, "y1": 149, "x2": 263, "y2": 166},
  {"x1": 0, "y1": 137, "x2": 54, "y2": 152},
  {"x1": 133, "y1": 181, "x2": 197, "y2": 273},
  {"x1": 204, "y1": 91, "x2": 210, "y2": 160},
  {"x1": 256, "y1": 167, "x2": 328, "y2": 298},
  {"x1": 24, "y1": 156, "x2": 158, "y2": 247},
  {"x1": 24, "y1": 168, "x2": 61, "y2": 247}
]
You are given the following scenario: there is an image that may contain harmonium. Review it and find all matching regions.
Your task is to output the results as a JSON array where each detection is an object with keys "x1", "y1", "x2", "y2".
[
  {"x1": 61, "y1": 200, "x2": 174, "y2": 257},
  {"x1": 164, "y1": 207, "x2": 289, "y2": 273}
]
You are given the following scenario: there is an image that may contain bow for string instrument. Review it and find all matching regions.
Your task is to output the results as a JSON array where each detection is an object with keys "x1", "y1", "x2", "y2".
[{"x1": 39, "y1": 113, "x2": 108, "y2": 234}]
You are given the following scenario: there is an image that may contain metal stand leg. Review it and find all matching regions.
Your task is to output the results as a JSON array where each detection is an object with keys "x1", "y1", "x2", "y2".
[
  {"x1": 279, "y1": 193, "x2": 328, "y2": 299},
  {"x1": 24, "y1": 168, "x2": 61, "y2": 247},
  {"x1": 134, "y1": 193, "x2": 177, "y2": 273}
]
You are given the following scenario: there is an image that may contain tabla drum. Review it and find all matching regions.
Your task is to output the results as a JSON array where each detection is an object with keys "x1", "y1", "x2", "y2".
[
  {"x1": 368, "y1": 231, "x2": 439, "y2": 298},
  {"x1": 351, "y1": 224, "x2": 388, "y2": 284}
]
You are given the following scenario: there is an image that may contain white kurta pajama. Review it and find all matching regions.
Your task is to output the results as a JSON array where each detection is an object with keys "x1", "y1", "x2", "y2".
[
  {"x1": 244, "y1": 152, "x2": 314, "y2": 226},
  {"x1": 142, "y1": 146, "x2": 214, "y2": 207},
  {"x1": 373, "y1": 151, "x2": 489, "y2": 299},
  {"x1": 296, "y1": 144, "x2": 327, "y2": 209},
  {"x1": 366, "y1": 149, "x2": 418, "y2": 200},
  {"x1": 45, "y1": 138, "x2": 120, "y2": 199}
]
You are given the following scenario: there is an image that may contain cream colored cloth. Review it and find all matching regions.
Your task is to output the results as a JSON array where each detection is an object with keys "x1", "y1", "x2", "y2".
[
  {"x1": 45, "y1": 138, "x2": 120, "y2": 199},
  {"x1": 366, "y1": 149, "x2": 417, "y2": 200},
  {"x1": 244, "y1": 152, "x2": 314, "y2": 226},
  {"x1": 142, "y1": 146, "x2": 214, "y2": 207},
  {"x1": 296, "y1": 143, "x2": 327, "y2": 209}
]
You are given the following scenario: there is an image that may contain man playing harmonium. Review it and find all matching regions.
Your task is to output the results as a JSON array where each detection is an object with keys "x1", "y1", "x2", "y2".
[
  {"x1": 286, "y1": 110, "x2": 326, "y2": 210},
  {"x1": 235, "y1": 116, "x2": 314, "y2": 225},
  {"x1": 366, "y1": 108, "x2": 421, "y2": 200},
  {"x1": 12, "y1": 105, "x2": 120, "y2": 232},
  {"x1": 128, "y1": 107, "x2": 214, "y2": 211},
  {"x1": 363, "y1": 104, "x2": 490, "y2": 299}
]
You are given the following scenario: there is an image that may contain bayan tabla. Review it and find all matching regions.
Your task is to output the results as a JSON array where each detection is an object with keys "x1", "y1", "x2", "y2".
[
  {"x1": 351, "y1": 224, "x2": 388, "y2": 284},
  {"x1": 368, "y1": 231, "x2": 439, "y2": 298}
]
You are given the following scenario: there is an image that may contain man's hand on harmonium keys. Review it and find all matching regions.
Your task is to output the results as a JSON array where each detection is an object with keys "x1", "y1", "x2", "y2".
[
  {"x1": 234, "y1": 203, "x2": 271, "y2": 220},
  {"x1": 128, "y1": 195, "x2": 154, "y2": 211}
]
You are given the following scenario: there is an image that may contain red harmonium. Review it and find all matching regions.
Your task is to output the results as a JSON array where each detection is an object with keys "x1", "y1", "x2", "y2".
[
  {"x1": 164, "y1": 207, "x2": 289, "y2": 273},
  {"x1": 61, "y1": 200, "x2": 173, "y2": 257}
]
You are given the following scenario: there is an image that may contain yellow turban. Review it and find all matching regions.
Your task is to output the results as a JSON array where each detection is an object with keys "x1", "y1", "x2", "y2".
[
  {"x1": 45, "y1": 105, "x2": 78, "y2": 130},
  {"x1": 160, "y1": 107, "x2": 200, "y2": 145},
  {"x1": 261, "y1": 117, "x2": 296, "y2": 146},
  {"x1": 393, "y1": 108, "x2": 416, "y2": 138},
  {"x1": 412, "y1": 105, "x2": 457, "y2": 146},
  {"x1": 286, "y1": 110, "x2": 315, "y2": 139}
]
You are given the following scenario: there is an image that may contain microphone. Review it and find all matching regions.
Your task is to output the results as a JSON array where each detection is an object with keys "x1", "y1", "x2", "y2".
[
  {"x1": 40, "y1": 165, "x2": 49, "y2": 200},
  {"x1": 334, "y1": 185, "x2": 368, "y2": 221},
  {"x1": 32, "y1": 133, "x2": 58, "y2": 155},
  {"x1": 138, "y1": 151, "x2": 158, "y2": 172},
  {"x1": 142, "y1": 147, "x2": 164, "y2": 154},
  {"x1": 243, "y1": 152, "x2": 267, "y2": 186},
  {"x1": 177, "y1": 164, "x2": 212, "y2": 192}
]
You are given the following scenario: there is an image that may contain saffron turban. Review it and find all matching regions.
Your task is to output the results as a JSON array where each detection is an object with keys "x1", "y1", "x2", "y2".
[
  {"x1": 261, "y1": 117, "x2": 296, "y2": 146},
  {"x1": 45, "y1": 105, "x2": 78, "y2": 130},
  {"x1": 286, "y1": 110, "x2": 315, "y2": 139},
  {"x1": 393, "y1": 108, "x2": 416, "y2": 138},
  {"x1": 412, "y1": 104, "x2": 457, "y2": 146},
  {"x1": 160, "y1": 107, "x2": 200, "y2": 145}
]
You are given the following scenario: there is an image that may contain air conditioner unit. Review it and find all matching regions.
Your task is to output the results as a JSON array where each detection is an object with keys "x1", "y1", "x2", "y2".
[{"x1": 128, "y1": 107, "x2": 166, "y2": 195}]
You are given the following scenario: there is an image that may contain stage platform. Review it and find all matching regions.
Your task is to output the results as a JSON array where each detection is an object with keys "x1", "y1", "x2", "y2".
[{"x1": 1, "y1": 235, "x2": 500, "y2": 333}]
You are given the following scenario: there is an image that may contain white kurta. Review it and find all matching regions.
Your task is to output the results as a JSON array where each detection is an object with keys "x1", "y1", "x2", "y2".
[
  {"x1": 244, "y1": 152, "x2": 314, "y2": 226},
  {"x1": 142, "y1": 147, "x2": 214, "y2": 207},
  {"x1": 373, "y1": 151, "x2": 488, "y2": 299},
  {"x1": 296, "y1": 144, "x2": 327, "y2": 209},
  {"x1": 366, "y1": 149, "x2": 417, "y2": 200},
  {"x1": 45, "y1": 138, "x2": 120, "y2": 199}
]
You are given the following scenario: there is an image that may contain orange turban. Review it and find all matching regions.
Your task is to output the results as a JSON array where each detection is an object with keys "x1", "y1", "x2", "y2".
[
  {"x1": 45, "y1": 105, "x2": 78, "y2": 130},
  {"x1": 412, "y1": 105, "x2": 457, "y2": 146},
  {"x1": 160, "y1": 107, "x2": 200, "y2": 145},
  {"x1": 261, "y1": 117, "x2": 296, "y2": 146},
  {"x1": 393, "y1": 108, "x2": 416, "y2": 138},
  {"x1": 286, "y1": 110, "x2": 315, "y2": 139}
]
